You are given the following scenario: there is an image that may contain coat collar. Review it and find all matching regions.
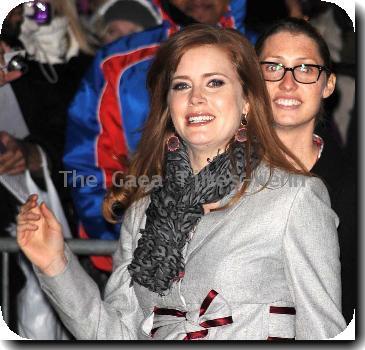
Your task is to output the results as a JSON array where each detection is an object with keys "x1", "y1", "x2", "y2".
[{"x1": 183, "y1": 161, "x2": 296, "y2": 260}]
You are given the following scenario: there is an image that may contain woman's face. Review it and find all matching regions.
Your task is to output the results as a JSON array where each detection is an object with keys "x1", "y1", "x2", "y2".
[
  {"x1": 259, "y1": 31, "x2": 335, "y2": 131},
  {"x1": 168, "y1": 45, "x2": 249, "y2": 155}
]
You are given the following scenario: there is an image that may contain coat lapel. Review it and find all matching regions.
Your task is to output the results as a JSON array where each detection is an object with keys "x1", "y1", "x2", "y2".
[
  {"x1": 184, "y1": 192, "x2": 248, "y2": 261},
  {"x1": 184, "y1": 162, "x2": 274, "y2": 261}
]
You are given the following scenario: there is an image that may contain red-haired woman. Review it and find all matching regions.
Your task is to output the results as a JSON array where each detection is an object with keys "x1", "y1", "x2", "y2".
[{"x1": 17, "y1": 24, "x2": 346, "y2": 340}]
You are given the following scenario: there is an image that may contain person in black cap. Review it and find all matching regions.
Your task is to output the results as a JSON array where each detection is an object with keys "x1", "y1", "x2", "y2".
[{"x1": 95, "y1": 0, "x2": 160, "y2": 44}]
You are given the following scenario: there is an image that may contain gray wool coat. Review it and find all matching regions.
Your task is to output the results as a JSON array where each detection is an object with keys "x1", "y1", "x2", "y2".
[{"x1": 36, "y1": 163, "x2": 347, "y2": 340}]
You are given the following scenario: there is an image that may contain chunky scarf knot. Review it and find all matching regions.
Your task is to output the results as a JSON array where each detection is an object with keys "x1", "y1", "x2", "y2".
[{"x1": 128, "y1": 140, "x2": 253, "y2": 294}]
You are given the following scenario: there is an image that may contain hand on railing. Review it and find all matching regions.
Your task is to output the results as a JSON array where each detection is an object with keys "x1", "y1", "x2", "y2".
[{"x1": 16, "y1": 194, "x2": 67, "y2": 276}]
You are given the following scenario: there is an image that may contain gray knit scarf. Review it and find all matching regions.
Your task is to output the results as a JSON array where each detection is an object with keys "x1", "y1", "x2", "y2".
[{"x1": 128, "y1": 140, "x2": 252, "y2": 295}]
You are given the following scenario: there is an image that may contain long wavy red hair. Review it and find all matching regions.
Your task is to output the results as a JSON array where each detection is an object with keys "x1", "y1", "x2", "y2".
[{"x1": 103, "y1": 24, "x2": 307, "y2": 222}]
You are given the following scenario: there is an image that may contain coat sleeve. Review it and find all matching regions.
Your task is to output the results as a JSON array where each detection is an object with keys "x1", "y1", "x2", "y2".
[
  {"x1": 63, "y1": 49, "x2": 122, "y2": 241},
  {"x1": 35, "y1": 203, "x2": 144, "y2": 340},
  {"x1": 282, "y1": 176, "x2": 347, "y2": 339}
]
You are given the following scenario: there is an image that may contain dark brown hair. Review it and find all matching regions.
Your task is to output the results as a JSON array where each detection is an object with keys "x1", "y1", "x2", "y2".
[
  {"x1": 104, "y1": 24, "x2": 307, "y2": 222},
  {"x1": 255, "y1": 18, "x2": 334, "y2": 122},
  {"x1": 255, "y1": 17, "x2": 332, "y2": 71}
]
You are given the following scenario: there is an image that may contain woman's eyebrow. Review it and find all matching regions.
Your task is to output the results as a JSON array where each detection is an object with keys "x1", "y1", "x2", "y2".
[
  {"x1": 172, "y1": 72, "x2": 229, "y2": 80},
  {"x1": 202, "y1": 72, "x2": 229, "y2": 78},
  {"x1": 262, "y1": 55, "x2": 285, "y2": 60},
  {"x1": 171, "y1": 75, "x2": 190, "y2": 80},
  {"x1": 263, "y1": 55, "x2": 317, "y2": 62}
]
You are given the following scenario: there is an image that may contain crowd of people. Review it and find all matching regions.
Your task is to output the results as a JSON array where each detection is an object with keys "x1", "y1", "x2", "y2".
[{"x1": 0, "y1": 0, "x2": 356, "y2": 340}]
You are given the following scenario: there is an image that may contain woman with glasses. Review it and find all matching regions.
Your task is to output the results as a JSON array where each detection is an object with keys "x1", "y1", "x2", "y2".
[
  {"x1": 256, "y1": 17, "x2": 356, "y2": 325},
  {"x1": 256, "y1": 18, "x2": 336, "y2": 171}
]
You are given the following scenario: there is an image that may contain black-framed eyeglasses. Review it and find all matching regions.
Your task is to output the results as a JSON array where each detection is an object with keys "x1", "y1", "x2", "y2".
[{"x1": 260, "y1": 61, "x2": 331, "y2": 84}]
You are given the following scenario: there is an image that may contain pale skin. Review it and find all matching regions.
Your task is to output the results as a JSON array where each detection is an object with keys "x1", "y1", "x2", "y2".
[
  {"x1": 259, "y1": 31, "x2": 336, "y2": 171},
  {"x1": 168, "y1": 45, "x2": 249, "y2": 172},
  {"x1": 169, "y1": 45, "x2": 249, "y2": 212},
  {"x1": 16, "y1": 194, "x2": 67, "y2": 276},
  {"x1": 17, "y1": 44, "x2": 250, "y2": 272}
]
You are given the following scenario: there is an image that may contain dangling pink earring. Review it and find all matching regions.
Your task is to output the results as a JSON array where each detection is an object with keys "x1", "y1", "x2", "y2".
[
  {"x1": 235, "y1": 113, "x2": 248, "y2": 142},
  {"x1": 166, "y1": 134, "x2": 180, "y2": 151}
]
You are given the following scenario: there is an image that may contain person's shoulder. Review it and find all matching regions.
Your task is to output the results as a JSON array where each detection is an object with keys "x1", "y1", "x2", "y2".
[
  {"x1": 251, "y1": 162, "x2": 330, "y2": 202},
  {"x1": 283, "y1": 169, "x2": 331, "y2": 204},
  {"x1": 132, "y1": 195, "x2": 150, "y2": 213},
  {"x1": 283, "y1": 172, "x2": 332, "y2": 210},
  {"x1": 118, "y1": 195, "x2": 150, "y2": 241},
  {"x1": 124, "y1": 196, "x2": 150, "y2": 225},
  {"x1": 301, "y1": 175, "x2": 331, "y2": 202}
]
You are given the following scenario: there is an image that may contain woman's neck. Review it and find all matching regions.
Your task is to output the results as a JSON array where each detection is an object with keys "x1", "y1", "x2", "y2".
[
  {"x1": 275, "y1": 127, "x2": 319, "y2": 171},
  {"x1": 186, "y1": 146, "x2": 225, "y2": 214},
  {"x1": 188, "y1": 147, "x2": 221, "y2": 174}
]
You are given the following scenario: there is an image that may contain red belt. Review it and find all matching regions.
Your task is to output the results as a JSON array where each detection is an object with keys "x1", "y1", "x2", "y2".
[
  {"x1": 267, "y1": 305, "x2": 296, "y2": 341},
  {"x1": 152, "y1": 290, "x2": 233, "y2": 340}
]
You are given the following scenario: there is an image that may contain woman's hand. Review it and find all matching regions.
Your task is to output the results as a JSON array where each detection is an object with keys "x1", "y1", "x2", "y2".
[
  {"x1": 0, "y1": 132, "x2": 42, "y2": 175},
  {"x1": 0, "y1": 132, "x2": 27, "y2": 175},
  {"x1": 0, "y1": 43, "x2": 23, "y2": 86},
  {"x1": 0, "y1": 67, "x2": 22, "y2": 86},
  {"x1": 16, "y1": 194, "x2": 67, "y2": 276}
]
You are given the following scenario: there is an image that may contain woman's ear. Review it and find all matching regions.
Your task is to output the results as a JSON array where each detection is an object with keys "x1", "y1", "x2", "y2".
[{"x1": 322, "y1": 73, "x2": 336, "y2": 99}]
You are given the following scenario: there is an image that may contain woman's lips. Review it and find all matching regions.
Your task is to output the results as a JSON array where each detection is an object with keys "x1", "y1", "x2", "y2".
[
  {"x1": 274, "y1": 98, "x2": 302, "y2": 109},
  {"x1": 185, "y1": 113, "x2": 216, "y2": 126}
]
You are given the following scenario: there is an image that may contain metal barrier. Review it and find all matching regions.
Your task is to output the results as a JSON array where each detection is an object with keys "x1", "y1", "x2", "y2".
[{"x1": 0, "y1": 238, "x2": 118, "y2": 326}]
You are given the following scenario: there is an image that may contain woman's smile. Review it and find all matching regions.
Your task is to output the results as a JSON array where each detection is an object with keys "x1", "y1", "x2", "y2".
[
  {"x1": 185, "y1": 112, "x2": 216, "y2": 126},
  {"x1": 273, "y1": 96, "x2": 302, "y2": 110},
  {"x1": 168, "y1": 44, "x2": 248, "y2": 158}
]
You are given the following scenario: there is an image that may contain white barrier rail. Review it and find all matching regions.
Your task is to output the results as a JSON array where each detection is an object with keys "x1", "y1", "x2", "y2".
[{"x1": 0, "y1": 238, "x2": 118, "y2": 326}]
